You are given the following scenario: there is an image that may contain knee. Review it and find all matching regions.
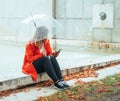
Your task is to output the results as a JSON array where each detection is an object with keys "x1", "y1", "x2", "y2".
[
  {"x1": 50, "y1": 55, "x2": 58, "y2": 62},
  {"x1": 50, "y1": 55, "x2": 55, "y2": 59},
  {"x1": 43, "y1": 56, "x2": 49, "y2": 60}
]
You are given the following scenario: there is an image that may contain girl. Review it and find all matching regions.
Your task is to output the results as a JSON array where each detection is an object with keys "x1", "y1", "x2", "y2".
[{"x1": 22, "y1": 26, "x2": 69, "y2": 90}]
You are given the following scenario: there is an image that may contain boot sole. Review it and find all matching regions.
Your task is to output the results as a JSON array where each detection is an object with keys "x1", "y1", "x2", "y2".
[{"x1": 53, "y1": 85, "x2": 65, "y2": 91}]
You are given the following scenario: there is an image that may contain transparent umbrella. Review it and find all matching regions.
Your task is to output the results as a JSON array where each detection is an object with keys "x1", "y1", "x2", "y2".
[{"x1": 17, "y1": 14, "x2": 63, "y2": 43}]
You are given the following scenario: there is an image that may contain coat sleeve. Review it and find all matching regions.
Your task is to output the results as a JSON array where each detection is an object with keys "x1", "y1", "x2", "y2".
[
  {"x1": 45, "y1": 39, "x2": 53, "y2": 55},
  {"x1": 25, "y1": 44, "x2": 43, "y2": 62}
]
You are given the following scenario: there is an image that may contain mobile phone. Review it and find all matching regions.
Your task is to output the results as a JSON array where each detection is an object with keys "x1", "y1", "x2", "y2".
[{"x1": 57, "y1": 49, "x2": 62, "y2": 53}]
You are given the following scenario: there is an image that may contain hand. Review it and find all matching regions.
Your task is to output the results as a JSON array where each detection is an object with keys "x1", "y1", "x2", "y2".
[{"x1": 52, "y1": 51, "x2": 59, "y2": 57}]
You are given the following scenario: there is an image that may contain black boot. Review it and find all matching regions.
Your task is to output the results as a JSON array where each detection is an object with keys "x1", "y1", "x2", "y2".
[
  {"x1": 54, "y1": 80, "x2": 66, "y2": 90},
  {"x1": 60, "y1": 79, "x2": 70, "y2": 89}
]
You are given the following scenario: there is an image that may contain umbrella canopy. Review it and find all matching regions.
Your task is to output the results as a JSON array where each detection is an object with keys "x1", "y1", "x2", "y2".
[
  {"x1": 32, "y1": 26, "x2": 49, "y2": 42},
  {"x1": 17, "y1": 14, "x2": 63, "y2": 42}
]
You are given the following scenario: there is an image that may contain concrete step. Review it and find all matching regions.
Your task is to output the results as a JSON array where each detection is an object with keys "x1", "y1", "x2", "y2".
[{"x1": 0, "y1": 54, "x2": 120, "y2": 91}]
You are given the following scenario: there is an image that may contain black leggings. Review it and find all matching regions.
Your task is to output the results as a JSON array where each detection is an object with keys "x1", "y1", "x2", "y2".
[{"x1": 32, "y1": 55, "x2": 63, "y2": 82}]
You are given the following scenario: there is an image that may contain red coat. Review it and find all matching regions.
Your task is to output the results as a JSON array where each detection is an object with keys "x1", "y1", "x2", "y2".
[{"x1": 22, "y1": 39, "x2": 52, "y2": 81}]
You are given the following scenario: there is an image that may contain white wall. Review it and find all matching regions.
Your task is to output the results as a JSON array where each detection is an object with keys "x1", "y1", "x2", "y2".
[
  {"x1": 0, "y1": 0, "x2": 52, "y2": 40},
  {"x1": 0, "y1": 0, "x2": 120, "y2": 43},
  {"x1": 55, "y1": 0, "x2": 120, "y2": 43}
]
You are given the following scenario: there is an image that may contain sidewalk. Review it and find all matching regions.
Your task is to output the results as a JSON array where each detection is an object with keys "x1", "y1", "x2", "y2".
[
  {"x1": 0, "y1": 40, "x2": 120, "y2": 91},
  {"x1": 1, "y1": 64, "x2": 120, "y2": 101}
]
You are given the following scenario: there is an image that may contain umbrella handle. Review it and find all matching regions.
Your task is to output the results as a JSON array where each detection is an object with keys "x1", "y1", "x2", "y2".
[{"x1": 31, "y1": 13, "x2": 37, "y2": 28}]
